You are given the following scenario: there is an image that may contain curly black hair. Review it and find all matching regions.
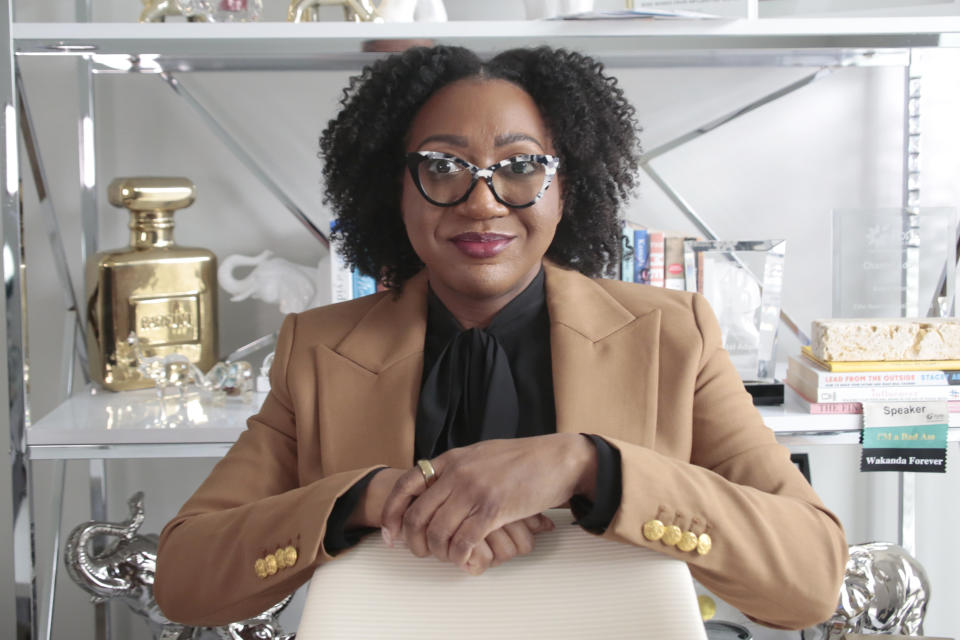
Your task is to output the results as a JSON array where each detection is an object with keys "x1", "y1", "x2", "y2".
[{"x1": 319, "y1": 45, "x2": 641, "y2": 289}]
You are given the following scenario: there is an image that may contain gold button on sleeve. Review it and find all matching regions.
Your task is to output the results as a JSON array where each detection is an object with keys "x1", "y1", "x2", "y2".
[
  {"x1": 283, "y1": 546, "x2": 298, "y2": 567},
  {"x1": 697, "y1": 533, "x2": 713, "y2": 556},
  {"x1": 642, "y1": 519, "x2": 665, "y2": 541},
  {"x1": 677, "y1": 531, "x2": 698, "y2": 552},
  {"x1": 661, "y1": 525, "x2": 682, "y2": 547},
  {"x1": 254, "y1": 558, "x2": 267, "y2": 579},
  {"x1": 274, "y1": 548, "x2": 287, "y2": 570},
  {"x1": 265, "y1": 554, "x2": 278, "y2": 576}
]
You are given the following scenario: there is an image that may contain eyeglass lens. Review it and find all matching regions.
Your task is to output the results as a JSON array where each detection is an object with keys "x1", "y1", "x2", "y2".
[{"x1": 417, "y1": 157, "x2": 549, "y2": 206}]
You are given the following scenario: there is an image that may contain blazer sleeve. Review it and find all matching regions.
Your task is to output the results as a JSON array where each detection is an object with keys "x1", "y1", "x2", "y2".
[
  {"x1": 155, "y1": 313, "x2": 382, "y2": 627},
  {"x1": 600, "y1": 293, "x2": 848, "y2": 630}
]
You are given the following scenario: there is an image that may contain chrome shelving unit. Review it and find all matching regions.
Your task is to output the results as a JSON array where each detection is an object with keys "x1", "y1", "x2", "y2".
[{"x1": 4, "y1": 11, "x2": 960, "y2": 640}]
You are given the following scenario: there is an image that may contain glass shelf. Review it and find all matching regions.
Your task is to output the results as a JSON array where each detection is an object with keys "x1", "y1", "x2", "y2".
[
  {"x1": 26, "y1": 386, "x2": 261, "y2": 459},
  {"x1": 26, "y1": 386, "x2": 960, "y2": 459},
  {"x1": 11, "y1": 17, "x2": 960, "y2": 73}
]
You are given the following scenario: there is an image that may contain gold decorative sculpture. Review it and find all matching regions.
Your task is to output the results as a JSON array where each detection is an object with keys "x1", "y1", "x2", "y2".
[
  {"x1": 139, "y1": 0, "x2": 212, "y2": 22},
  {"x1": 288, "y1": 0, "x2": 447, "y2": 23},
  {"x1": 86, "y1": 177, "x2": 219, "y2": 391},
  {"x1": 288, "y1": 0, "x2": 381, "y2": 22}
]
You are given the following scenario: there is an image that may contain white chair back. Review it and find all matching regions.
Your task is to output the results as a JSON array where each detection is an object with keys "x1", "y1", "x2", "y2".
[{"x1": 298, "y1": 510, "x2": 708, "y2": 639}]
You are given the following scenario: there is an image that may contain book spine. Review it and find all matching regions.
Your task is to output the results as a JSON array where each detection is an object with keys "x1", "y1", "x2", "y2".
[
  {"x1": 620, "y1": 223, "x2": 635, "y2": 282},
  {"x1": 788, "y1": 385, "x2": 960, "y2": 414},
  {"x1": 634, "y1": 229, "x2": 649, "y2": 284},
  {"x1": 806, "y1": 402, "x2": 864, "y2": 415},
  {"x1": 791, "y1": 357, "x2": 960, "y2": 388},
  {"x1": 664, "y1": 235, "x2": 685, "y2": 291},
  {"x1": 785, "y1": 385, "x2": 862, "y2": 413},
  {"x1": 351, "y1": 268, "x2": 377, "y2": 299},
  {"x1": 682, "y1": 238, "x2": 697, "y2": 293},
  {"x1": 812, "y1": 385, "x2": 960, "y2": 403},
  {"x1": 329, "y1": 221, "x2": 351, "y2": 304},
  {"x1": 648, "y1": 232, "x2": 665, "y2": 287}
]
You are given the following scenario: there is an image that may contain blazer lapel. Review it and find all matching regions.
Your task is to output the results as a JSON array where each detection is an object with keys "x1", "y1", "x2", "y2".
[
  {"x1": 314, "y1": 272, "x2": 429, "y2": 473},
  {"x1": 544, "y1": 262, "x2": 660, "y2": 447}
]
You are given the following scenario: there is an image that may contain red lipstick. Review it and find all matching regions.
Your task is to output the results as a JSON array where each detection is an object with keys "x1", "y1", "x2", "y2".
[{"x1": 450, "y1": 232, "x2": 514, "y2": 259}]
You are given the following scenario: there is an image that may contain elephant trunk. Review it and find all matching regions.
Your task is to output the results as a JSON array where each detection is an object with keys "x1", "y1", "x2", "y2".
[
  {"x1": 64, "y1": 492, "x2": 148, "y2": 601},
  {"x1": 218, "y1": 250, "x2": 273, "y2": 301}
]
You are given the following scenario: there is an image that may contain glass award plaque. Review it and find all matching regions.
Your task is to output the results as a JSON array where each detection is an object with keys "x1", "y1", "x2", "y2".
[
  {"x1": 832, "y1": 208, "x2": 957, "y2": 318},
  {"x1": 683, "y1": 240, "x2": 785, "y2": 382}
]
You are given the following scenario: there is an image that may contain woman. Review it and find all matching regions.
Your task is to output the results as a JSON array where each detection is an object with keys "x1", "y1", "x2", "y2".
[{"x1": 155, "y1": 45, "x2": 847, "y2": 631}]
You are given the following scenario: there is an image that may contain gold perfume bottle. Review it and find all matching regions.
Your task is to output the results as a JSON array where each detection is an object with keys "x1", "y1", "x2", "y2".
[{"x1": 86, "y1": 177, "x2": 219, "y2": 391}]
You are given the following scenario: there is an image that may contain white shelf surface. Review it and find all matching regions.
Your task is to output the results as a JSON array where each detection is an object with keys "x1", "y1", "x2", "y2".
[
  {"x1": 26, "y1": 387, "x2": 960, "y2": 459},
  {"x1": 27, "y1": 387, "x2": 260, "y2": 459},
  {"x1": 12, "y1": 17, "x2": 960, "y2": 61}
]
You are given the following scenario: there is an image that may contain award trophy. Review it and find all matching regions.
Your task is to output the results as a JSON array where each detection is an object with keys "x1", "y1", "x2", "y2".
[
  {"x1": 832, "y1": 207, "x2": 957, "y2": 319},
  {"x1": 683, "y1": 240, "x2": 786, "y2": 400}
]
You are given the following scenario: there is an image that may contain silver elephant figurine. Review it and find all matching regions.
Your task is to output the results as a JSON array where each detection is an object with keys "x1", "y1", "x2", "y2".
[
  {"x1": 802, "y1": 541, "x2": 930, "y2": 640},
  {"x1": 65, "y1": 492, "x2": 294, "y2": 640}
]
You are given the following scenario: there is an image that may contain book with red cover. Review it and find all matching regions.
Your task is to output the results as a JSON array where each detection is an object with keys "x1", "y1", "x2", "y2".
[{"x1": 648, "y1": 231, "x2": 665, "y2": 287}]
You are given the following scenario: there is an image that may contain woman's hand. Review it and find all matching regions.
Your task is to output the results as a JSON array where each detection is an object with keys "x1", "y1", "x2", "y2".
[
  {"x1": 380, "y1": 433, "x2": 597, "y2": 570},
  {"x1": 462, "y1": 514, "x2": 555, "y2": 575},
  {"x1": 346, "y1": 467, "x2": 408, "y2": 530}
]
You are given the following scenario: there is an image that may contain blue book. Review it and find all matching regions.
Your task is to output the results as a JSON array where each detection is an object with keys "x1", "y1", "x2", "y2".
[
  {"x1": 633, "y1": 229, "x2": 649, "y2": 284},
  {"x1": 352, "y1": 269, "x2": 377, "y2": 299},
  {"x1": 620, "y1": 223, "x2": 635, "y2": 282}
]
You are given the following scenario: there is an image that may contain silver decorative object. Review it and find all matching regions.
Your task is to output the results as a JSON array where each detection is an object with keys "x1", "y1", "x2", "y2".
[
  {"x1": 65, "y1": 492, "x2": 295, "y2": 640},
  {"x1": 211, "y1": 0, "x2": 263, "y2": 22},
  {"x1": 802, "y1": 542, "x2": 930, "y2": 640},
  {"x1": 205, "y1": 360, "x2": 254, "y2": 400},
  {"x1": 215, "y1": 598, "x2": 294, "y2": 640},
  {"x1": 125, "y1": 333, "x2": 207, "y2": 399},
  {"x1": 126, "y1": 331, "x2": 253, "y2": 408}
]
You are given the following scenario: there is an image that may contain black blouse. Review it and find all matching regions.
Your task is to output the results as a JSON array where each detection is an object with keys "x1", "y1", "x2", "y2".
[{"x1": 324, "y1": 268, "x2": 622, "y2": 553}]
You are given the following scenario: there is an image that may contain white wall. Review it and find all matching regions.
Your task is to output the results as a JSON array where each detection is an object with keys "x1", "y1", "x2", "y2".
[{"x1": 4, "y1": 1, "x2": 960, "y2": 638}]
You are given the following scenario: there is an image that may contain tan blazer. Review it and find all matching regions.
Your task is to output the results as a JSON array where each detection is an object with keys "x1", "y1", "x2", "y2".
[{"x1": 156, "y1": 261, "x2": 847, "y2": 630}]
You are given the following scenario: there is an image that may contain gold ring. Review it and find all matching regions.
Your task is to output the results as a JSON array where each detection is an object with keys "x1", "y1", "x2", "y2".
[{"x1": 416, "y1": 459, "x2": 436, "y2": 488}]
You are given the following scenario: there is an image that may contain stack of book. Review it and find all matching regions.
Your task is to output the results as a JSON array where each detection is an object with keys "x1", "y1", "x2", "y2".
[
  {"x1": 619, "y1": 222, "x2": 697, "y2": 290},
  {"x1": 785, "y1": 347, "x2": 960, "y2": 415}
]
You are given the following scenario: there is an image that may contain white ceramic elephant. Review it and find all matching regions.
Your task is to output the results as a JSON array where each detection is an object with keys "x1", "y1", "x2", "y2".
[{"x1": 219, "y1": 250, "x2": 324, "y2": 314}]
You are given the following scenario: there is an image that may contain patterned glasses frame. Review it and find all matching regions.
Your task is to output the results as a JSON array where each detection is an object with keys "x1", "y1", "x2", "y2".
[{"x1": 405, "y1": 151, "x2": 561, "y2": 209}]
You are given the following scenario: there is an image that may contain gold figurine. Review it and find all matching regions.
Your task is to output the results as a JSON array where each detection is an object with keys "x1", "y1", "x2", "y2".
[
  {"x1": 288, "y1": 0, "x2": 382, "y2": 22},
  {"x1": 139, "y1": 0, "x2": 211, "y2": 23},
  {"x1": 86, "y1": 177, "x2": 219, "y2": 391}
]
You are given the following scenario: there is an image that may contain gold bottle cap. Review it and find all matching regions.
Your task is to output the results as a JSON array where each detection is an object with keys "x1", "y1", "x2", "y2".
[{"x1": 108, "y1": 177, "x2": 196, "y2": 212}]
